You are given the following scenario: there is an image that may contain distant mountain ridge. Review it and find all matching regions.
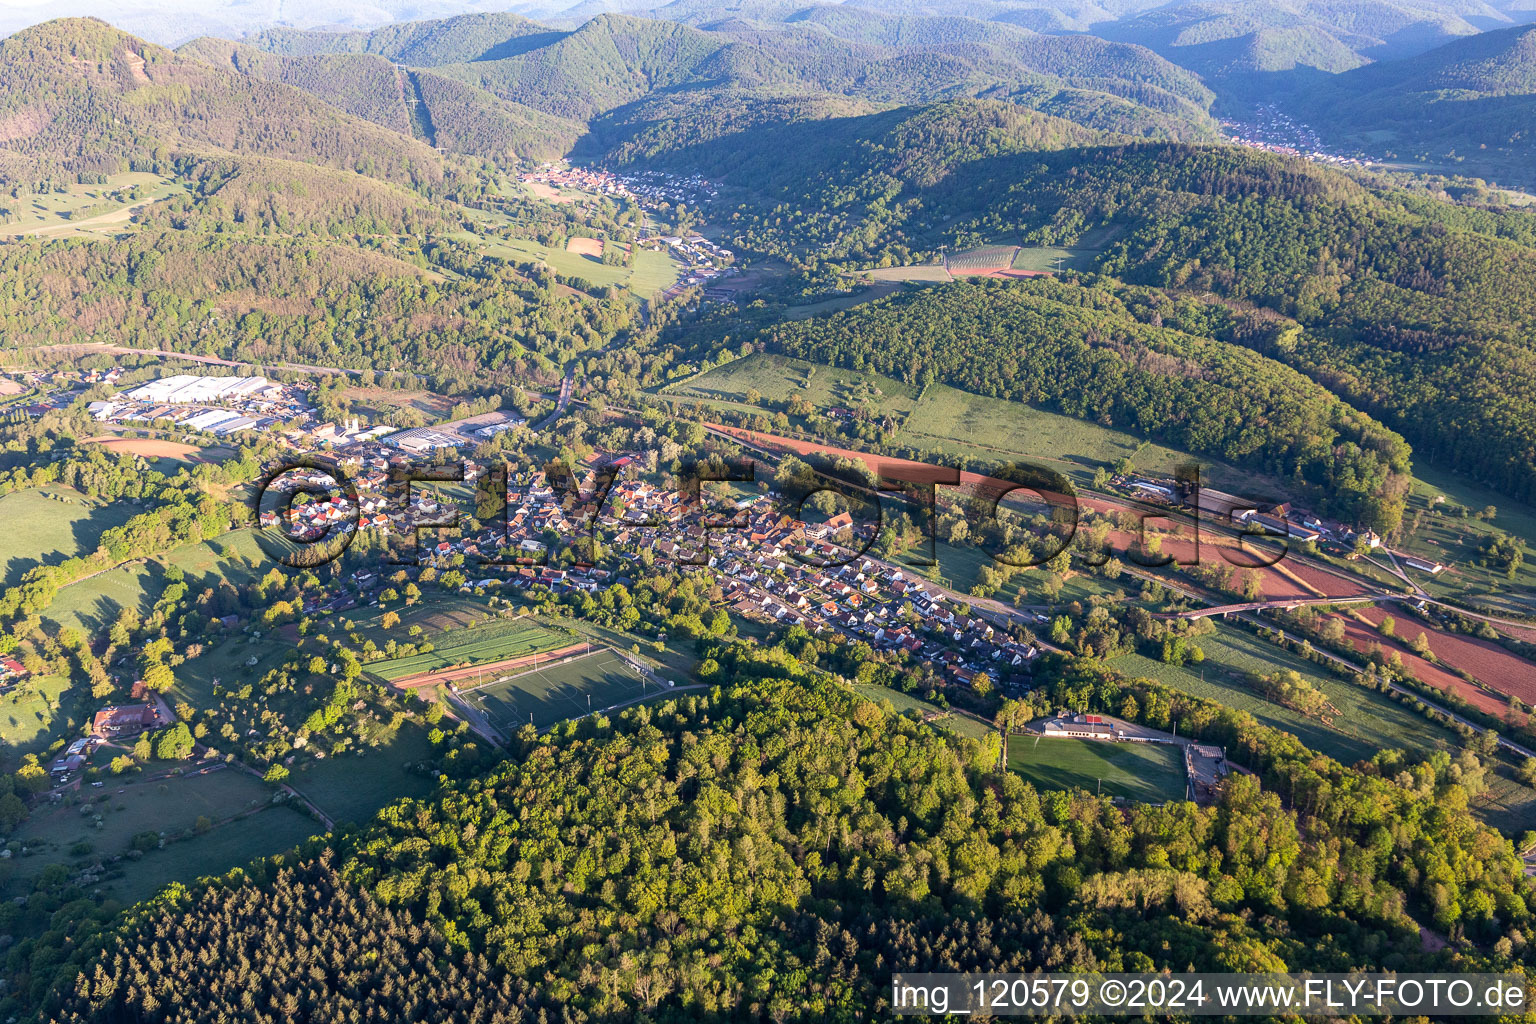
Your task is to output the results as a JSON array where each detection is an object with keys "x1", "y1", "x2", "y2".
[
  {"x1": 177, "y1": 35, "x2": 583, "y2": 160},
  {"x1": 0, "y1": 17, "x2": 443, "y2": 188},
  {"x1": 1292, "y1": 21, "x2": 1536, "y2": 179},
  {"x1": 239, "y1": 9, "x2": 1219, "y2": 146}
]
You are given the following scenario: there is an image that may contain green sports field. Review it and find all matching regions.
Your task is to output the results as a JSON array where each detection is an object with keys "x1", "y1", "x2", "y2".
[
  {"x1": 462, "y1": 649, "x2": 654, "y2": 732},
  {"x1": 367, "y1": 619, "x2": 569, "y2": 682},
  {"x1": 1007, "y1": 736, "x2": 1187, "y2": 803}
]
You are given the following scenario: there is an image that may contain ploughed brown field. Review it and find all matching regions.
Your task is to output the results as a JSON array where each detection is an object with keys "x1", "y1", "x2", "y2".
[{"x1": 81, "y1": 436, "x2": 205, "y2": 461}]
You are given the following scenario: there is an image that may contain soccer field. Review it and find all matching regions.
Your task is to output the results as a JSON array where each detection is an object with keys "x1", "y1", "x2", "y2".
[
  {"x1": 462, "y1": 650, "x2": 654, "y2": 732},
  {"x1": 1007, "y1": 737, "x2": 1187, "y2": 803},
  {"x1": 369, "y1": 621, "x2": 568, "y2": 682}
]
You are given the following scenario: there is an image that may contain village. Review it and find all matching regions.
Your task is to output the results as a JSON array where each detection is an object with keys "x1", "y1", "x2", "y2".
[
  {"x1": 274, "y1": 445, "x2": 1048, "y2": 697},
  {"x1": 518, "y1": 163, "x2": 740, "y2": 298}
]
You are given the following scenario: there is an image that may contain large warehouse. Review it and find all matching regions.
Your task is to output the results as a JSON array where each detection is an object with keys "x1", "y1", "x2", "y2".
[{"x1": 123, "y1": 374, "x2": 278, "y2": 404}]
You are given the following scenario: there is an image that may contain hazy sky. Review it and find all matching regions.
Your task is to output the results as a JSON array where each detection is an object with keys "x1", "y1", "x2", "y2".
[{"x1": 0, "y1": 0, "x2": 633, "y2": 43}]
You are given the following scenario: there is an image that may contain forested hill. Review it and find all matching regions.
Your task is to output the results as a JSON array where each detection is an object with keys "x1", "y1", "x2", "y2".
[
  {"x1": 762, "y1": 275, "x2": 1412, "y2": 531},
  {"x1": 236, "y1": 10, "x2": 1217, "y2": 145},
  {"x1": 0, "y1": 18, "x2": 443, "y2": 190},
  {"x1": 591, "y1": 98, "x2": 1106, "y2": 267},
  {"x1": 245, "y1": 12, "x2": 558, "y2": 65},
  {"x1": 598, "y1": 96, "x2": 1102, "y2": 201},
  {"x1": 176, "y1": 37, "x2": 584, "y2": 161},
  {"x1": 1291, "y1": 23, "x2": 1536, "y2": 181},
  {"x1": 669, "y1": 2, "x2": 1214, "y2": 117},
  {"x1": 27, "y1": 659, "x2": 1532, "y2": 1020},
  {"x1": 704, "y1": 133, "x2": 1536, "y2": 501}
]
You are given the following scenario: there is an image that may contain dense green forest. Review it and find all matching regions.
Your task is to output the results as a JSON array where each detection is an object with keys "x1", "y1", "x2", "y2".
[
  {"x1": 1290, "y1": 23, "x2": 1536, "y2": 181},
  {"x1": 20, "y1": 649, "x2": 1536, "y2": 1020},
  {"x1": 178, "y1": 37, "x2": 583, "y2": 162},
  {"x1": 0, "y1": 20, "x2": 442, "y2": 190},
  {"x1": 763, "y1": 276, "x2": 1411, "y2": 529},
  {"x1": 240, "y1": 10, "x2": 1217, "y2": 149}
]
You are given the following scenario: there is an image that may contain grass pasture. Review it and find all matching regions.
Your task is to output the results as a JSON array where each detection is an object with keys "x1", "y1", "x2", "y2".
[
  {"x1": 0, "y1": 173, "x2": 184, "y2": 239},
  {"x1": 861, "y1": 264, "x2": 951, "y2": 283},
  {"x1": 169, "y1": 634, "x2": 291, "y2": 709},
  {"x1": 896, "y1": 384, "x2": 1261, "y2": 494},
  {"x1": 667, "y1": 353, "x2": 920, "y2": 421},
  {"x1": 367, "y1": 619, "x2": 569, "y2": 683},
  {"x1": 1110, "y1": 624, "x2": 1458, "y2": 765},
  {"x1": 0, "y1": 487, "x2": 136, "y2": 589},
  {"x1": 43, "y1": 529, "x2": 277, "y2": 636},
  {"x1": 1476, "y1": 773, "x2": 1536, "y2": 835},
  {"x1": 1007, "y1": 735, "x2": 1186, "y2": 802},
  {"x1": 287, "y1": 722, "x2": 439, "y2": 828},
  {"x1": 0, "y1": 674, "x2": 75, "y2": 754},
  {"x1": 101, "y1": 803, "x2": 319, "y2": 905},
  {"x1": 339, "y1": 385, "x2": 458, "y2": 423},
  {"x1": 1012, "y1": 246, "x2": 1098, "y2": 273},
  {"x1": 462, "y1": 649, "x2": 652, "y2": 733},
  {"x1": 854, "y1": 682, "x2": 995, "y2": 741},
  {"x1": 453, "y1": 221, "x2": 679, "y2": 297},
  {"x1": 3, "y1": 762, "x2": 312, "y2": 903}
]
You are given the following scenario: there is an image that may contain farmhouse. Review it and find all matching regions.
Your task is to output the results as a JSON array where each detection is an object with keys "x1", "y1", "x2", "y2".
[{"x1": 92, "y1": 703, "x2": 159, "y2": 739}]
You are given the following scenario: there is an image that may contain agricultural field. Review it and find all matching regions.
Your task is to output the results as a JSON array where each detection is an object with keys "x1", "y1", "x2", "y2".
[
  {"x1": 860, "y1": 264, "x2": 952, "y2": 283},
  {"x1": 78, "y1": 437, "x2": 210, "y2": 463},
  {"x1": 461, "y1": 649, "x2": 654, "y2": 733},
  {"x1": 0, "y1": 172, "x2": 184, "y2": 239},
  {"x1": 1109, "y1": 623, "x2": 1459, "y2": 766},
  {"x1": 520, "y1": 179, "x2": 581, "y2": 205},
  {"x1": 325, "y1": 594, "x2": 499, "y2": 650},
  {"x1": 366, "y1": 618, "x2": 570, "y2": 683},
  {"x1": 0, "y1": 487, "x2": 137, "y2": 589},
  {"x1": 945, "y1": 245, "x2": 1019, "y2": 274},
  {"x1": 1007, "y1": 735, "x2": 1186, "y2": 802},
  {"x1": 668, "y1": 353, "x2": 920, "y2": 421}
]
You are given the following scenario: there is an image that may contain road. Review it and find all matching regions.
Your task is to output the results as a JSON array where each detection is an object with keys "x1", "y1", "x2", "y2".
[
  {"x1": 531, "y1": 371, "x2": 576, "y2": 432},
  {"x1": 1178, "y1": 595, "x2": 1392, "y2": 619}
]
